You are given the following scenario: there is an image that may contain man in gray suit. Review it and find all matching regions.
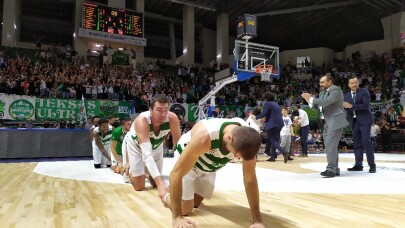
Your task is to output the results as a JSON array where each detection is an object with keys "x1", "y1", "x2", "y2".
[{"x1": 302, "y1": 75, "x2": 348, "y2": 178}]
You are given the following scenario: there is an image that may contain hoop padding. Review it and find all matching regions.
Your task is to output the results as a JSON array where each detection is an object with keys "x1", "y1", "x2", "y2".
[
  {"x1": 237, "y1": 70, "x2": 257, "y2": 81},
  {"x1": 260, "y1": 70, "x2": 271, "y2": 81}
]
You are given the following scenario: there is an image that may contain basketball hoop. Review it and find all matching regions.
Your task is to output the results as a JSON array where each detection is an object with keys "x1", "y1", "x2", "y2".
[{"x1": 260, "y1": 70, "x2": 271, "y2": 81}]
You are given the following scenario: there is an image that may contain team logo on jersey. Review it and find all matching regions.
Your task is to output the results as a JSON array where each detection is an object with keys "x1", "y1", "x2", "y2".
[
  {"x1": 208, "y1": 149, "x2": 217, "y2": 154},
  {"x1": 9, "y1": 99, "x2": 35, "y2": 120},
  {"x1": 170, "y1": 104, "x2": 186, "y2": 118}
]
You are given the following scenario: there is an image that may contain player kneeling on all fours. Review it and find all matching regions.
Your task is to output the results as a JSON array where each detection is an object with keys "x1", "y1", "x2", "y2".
[
  {"x1": 92, "y1": 119, "x2": 113, "y2": 168},
  {"x1": 126, "y1": 95, "x2": 181, "y2": 203},
  {"x1": 110, "y1": 118, "x2": 132, "y2": 174},
  {"x1": 164, "y1": 117, "x2": 267, "y2": 228}
]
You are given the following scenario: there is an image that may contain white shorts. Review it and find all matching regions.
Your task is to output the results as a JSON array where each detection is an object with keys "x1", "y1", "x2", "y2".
[
  {"x1": 127, "y1": 138, "x2": 164, "y2": 177},
  {"x1": 122, "y1": 134, "x2": 131, "y2": 167},
  {"x1": 93, "y1": 144, "x2": 112, "y2": 166},
  {"x1": 182, "y1": 167, "x2": 216, "y2": 201}
]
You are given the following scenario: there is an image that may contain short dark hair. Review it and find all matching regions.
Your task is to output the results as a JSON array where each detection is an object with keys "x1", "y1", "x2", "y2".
[
  {"x1": 150, "y1": 95, "x2": 169, "y2": 109},
  {"x1": 230, "y1": 126, "x2": 261, "y2": 160},
  {"x1": 99, "y1": 118, "x2": 109, "y2": 125},
  {"x1": 263, "y1": 92, "x2": 275, "y2": 101},
  {"x1": 252, "y1": 107, "x2": 261, "y2": 116},
  {"x1": 323, "y1": 75, "x2": 334, "y2": 83},
  {"x1": 121, "y1": 117, "x2": 131, "y2": 124}
]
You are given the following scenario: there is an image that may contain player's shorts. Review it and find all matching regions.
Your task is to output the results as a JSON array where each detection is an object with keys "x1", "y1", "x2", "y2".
[
  {"x1": 126, "y1": 138, "x2": 163, "y2": 177},
  {"x1": 182, "y1": 167, "x2": 216, "y2": 201},
  {"x1": 93, "y1": 143, "x2": 112, "y2": 166},
  {"x1": 122, "y1": 134, "x2": 131, "y2": 167}
]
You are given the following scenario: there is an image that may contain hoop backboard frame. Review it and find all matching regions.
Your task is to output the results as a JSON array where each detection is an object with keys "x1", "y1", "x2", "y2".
[{"x1": 234, "y1": 40, "x2": 280, "y2": 81}]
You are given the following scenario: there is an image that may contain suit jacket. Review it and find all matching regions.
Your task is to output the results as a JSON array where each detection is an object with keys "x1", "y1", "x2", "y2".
[
  {"x1": 313, "y1": 85, "x2": 348, "y2": 130},
  {"x1": 256, "y1": 101, "x2": 284, "y2": 131},
  {"x1": 344, "y1": 88, "x2": 373, "y2": 128}
]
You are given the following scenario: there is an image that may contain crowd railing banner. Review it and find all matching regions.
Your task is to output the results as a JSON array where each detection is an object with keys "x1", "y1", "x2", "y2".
[
  {"x1": 0, "y1": 94, "x2": 36, "y2": 120},
  {"x1": 170, "y1": 103, "x2": 245, "y2": 122},
  {"x1": 0, "y1": 94, "x2": 130, "y2": 121}
]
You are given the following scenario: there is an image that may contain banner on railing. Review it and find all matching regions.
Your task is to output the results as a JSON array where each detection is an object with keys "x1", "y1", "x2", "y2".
[
  {"x1": 35, "y1": 98, "x2": 130, "y2": 120},
  {"x1": 0, "y1": 94, "x2": 36, "y2": 120},
  {"x1": 170, "y1": 103, "x2": 246, "y2": 122}
]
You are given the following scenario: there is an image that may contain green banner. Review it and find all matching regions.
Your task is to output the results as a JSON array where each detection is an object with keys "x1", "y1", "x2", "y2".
[
  {"x1": 35, "y1": 98, "x2": 98, "y2": 120},
  {"x1": 303, "y1": 107, "x2": 319, "y2": 123},
  {"x1": 117, "y1": 101, "x2": 130, "y2": 118},
  {"x1": 188, "y1": 104, "x2": 199, "y2": 122},
  {"x1": 35, "y1": 98, "x2": 129, "y2": 120},
  {"x1": 219, "y1": 105, "x2": 245, "y2": 118}
]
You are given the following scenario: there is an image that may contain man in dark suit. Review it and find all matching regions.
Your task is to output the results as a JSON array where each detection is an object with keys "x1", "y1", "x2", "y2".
[
  {"x1": 256, "y1": 92, "x2": 288, "y2": 163},
  {"x1": 302, "y1": 75, "x2": 348, "y2": 177},
  {"x1": 343, "y1": 76, "x2": 376, "y2": 173}
]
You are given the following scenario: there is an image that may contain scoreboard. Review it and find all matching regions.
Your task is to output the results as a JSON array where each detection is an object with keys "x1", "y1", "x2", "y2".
[{"x1": 82, "y1": 2, "x2": 143, "y2": 38}]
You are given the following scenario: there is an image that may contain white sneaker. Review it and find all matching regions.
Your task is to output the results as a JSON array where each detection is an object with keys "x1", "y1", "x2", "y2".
[{"x1": 123, "y1": 173, "x2": 130, "y2": 183}]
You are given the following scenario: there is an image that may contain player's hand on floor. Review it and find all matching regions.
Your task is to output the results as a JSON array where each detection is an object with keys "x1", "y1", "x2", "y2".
[
  {"x1": 158, "y1": 185, "x2": 169, "y2": 204},
  {"x1": 173, "y1": 217, "x2": 196, "y2": 228}
]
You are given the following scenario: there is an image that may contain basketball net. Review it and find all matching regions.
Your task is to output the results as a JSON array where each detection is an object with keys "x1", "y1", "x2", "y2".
[{"x1": 260, "y1": 70, "x2": 271, "y2": 81}]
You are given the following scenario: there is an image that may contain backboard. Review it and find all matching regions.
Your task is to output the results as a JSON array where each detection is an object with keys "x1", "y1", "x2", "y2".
[{"x1": 234, "y1": 40, "x2": 280, "y2": 81}]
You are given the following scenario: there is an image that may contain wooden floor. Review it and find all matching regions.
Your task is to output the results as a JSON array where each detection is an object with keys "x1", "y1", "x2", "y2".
[{"x1": 0, "y1": 158, "x2": 405, "y2": 228}]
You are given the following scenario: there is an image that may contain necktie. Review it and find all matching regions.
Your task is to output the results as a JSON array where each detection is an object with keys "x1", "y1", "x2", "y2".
[
  {"x1": 352, "y1": 92, "x2": 356, "y2": 118},
  {"x1": 319, "y1": 91, "x2": 327, "y2": 119}
]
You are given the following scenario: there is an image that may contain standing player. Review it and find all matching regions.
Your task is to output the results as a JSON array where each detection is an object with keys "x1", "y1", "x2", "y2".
[
  {"x1": 126, "y1": 95, "x2": 181, "y2": 203},
  {"x1": 93, "y1": 119, "x2": 114, "y2": 168},
  {"x1": 110, "y1": 118, "x2": 132, "y2": 174}
]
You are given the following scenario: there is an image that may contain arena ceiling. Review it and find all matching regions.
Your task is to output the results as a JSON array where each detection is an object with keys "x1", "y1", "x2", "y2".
[
  {"x1": 4, "y1": 0, "x2": 404, "y2": 57},
  {"x1": 145, "y1": 0, "x2": 405, "y2": 51}
]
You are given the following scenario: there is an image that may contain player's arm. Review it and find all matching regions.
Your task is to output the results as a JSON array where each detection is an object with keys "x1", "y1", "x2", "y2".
[
  {"x1": 169, "y1": 123, "x2": 210, "y2": 227},
  {"x1": 89, "y1": 127, "x2": 94, "y2": 141},
  {"x1": 242, "y1": 158, "x2": 265, "y2": 227},
  {"x1": 110, "y1": 132, "x2": 123, "y2": 165},
  {"x1": 168, "y1": 112, "x2": 182, "y2": 146},
  {"x1": 134, "y1": 116, "x2": 165, "y2": 189},
  {"x1": 93, "y1": 131, "x2": 111, "y2": 161}
]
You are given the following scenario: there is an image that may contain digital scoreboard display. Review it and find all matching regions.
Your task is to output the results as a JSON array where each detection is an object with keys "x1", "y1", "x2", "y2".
[{"x1": 82, "y1": 2, "x2": 143, "y2": 37}]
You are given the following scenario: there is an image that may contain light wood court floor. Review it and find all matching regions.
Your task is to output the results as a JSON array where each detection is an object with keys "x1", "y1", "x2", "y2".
[{"x1": 0, "y1": 158, "x2": 404, "y2": 228}]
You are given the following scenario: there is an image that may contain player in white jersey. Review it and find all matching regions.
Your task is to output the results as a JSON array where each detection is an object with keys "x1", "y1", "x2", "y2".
[
  {"x1": 165, "y1": 117, "x2": 265, "y2": 228},
  {"x1": 126, "y1": 95, "x2": 181, "y2": 203},
  {"x1": 93, "y1": 119, "x2": 113, "y2": 168}
]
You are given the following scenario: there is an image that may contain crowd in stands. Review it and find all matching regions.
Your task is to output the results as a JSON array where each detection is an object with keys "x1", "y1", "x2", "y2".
[{"x1": 0, "y1": 44, "x2": 405, "y2": 132}]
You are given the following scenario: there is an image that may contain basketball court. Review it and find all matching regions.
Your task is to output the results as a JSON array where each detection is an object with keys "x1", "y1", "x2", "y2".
[{"x1": 1, "y1": 152, "x2": 404, "y2": 227}]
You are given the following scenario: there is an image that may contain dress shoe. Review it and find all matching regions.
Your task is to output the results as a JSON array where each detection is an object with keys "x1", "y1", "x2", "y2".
[
  {"x1": 283, "y1": 153, "x2": 288, "y2": 164},
  {"x1": 267, "y1": 158, "x2": 275, "y2": 162},
  {"x1": 369, "y1": 166, "x2": 376, "y2": 173},
  {"x1": 347, "y1": 166, "x2": 363, "y2": 171},
  {"x1": 320, "y1": 170, "x2": 336, "y2": 178}
]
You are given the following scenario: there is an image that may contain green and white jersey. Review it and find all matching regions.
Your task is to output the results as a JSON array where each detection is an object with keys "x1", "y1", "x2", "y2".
[
  {"x1": 176, "y1": 118, "x2": 248, "y2": 173},
  {"x1": 111, "y1": 126, "x2": 126, "y2": 155},
  {"x1": 93, "y1": 125, "x2": 114, "y2": 146},
  {"x1": 129, "y1": 111, "x2": 170, "y2": 151}
]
